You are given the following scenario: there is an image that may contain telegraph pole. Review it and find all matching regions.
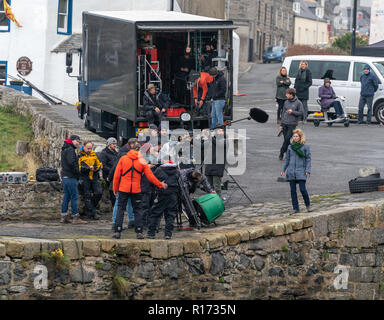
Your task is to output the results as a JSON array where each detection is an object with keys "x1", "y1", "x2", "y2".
[{"x1": 351, "y1": 0, "x2": 358, "y2": 55}]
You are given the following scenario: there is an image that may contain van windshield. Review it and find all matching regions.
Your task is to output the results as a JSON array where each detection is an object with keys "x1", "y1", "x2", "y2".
[{"x1": 373, "y1": 62, "x2": 384, "y2": 78}]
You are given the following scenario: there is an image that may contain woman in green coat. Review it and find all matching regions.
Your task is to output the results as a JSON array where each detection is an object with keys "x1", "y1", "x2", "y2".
[{"x1": 275, "y1": 66, "x2": 291, "y2": 124}]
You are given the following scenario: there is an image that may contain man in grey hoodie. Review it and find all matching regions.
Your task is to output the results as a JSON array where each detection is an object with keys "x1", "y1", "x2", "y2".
[{"x1": 279, "y1": 88, "x2": 304, "y2": 161}]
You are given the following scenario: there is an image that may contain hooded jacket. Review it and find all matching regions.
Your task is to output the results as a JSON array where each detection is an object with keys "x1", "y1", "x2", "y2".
[
  {"x1": 360, "y1": 70, "x2": 378, "y2": 97},
  {"x1": 113, "y1": 149, "x2": 163, "y2": 193},
  {"x1": 154, "y1": 163, "x2": 180, "y2": 192},
  {"x1": 294, "y1": 68, "x2": 312, "y2": 100},
  {"x1": 281, "y1": 96, "x2": 304, "y2": 126},
  {"x1": 193, "y1": 72, "x2": 214, "y2": 101},
  {"x1": 78, "y1": 149, "x2": 103, "y2": 180},
  {"x1": 180, "y1": 168, "x2": 213, "y2": 194},
  {"x1": 61, "y1": 139, "x2": 79, "y2": 179},
  {"x1": 211, "y1": 71, "x2": 226, "y2": 100}
]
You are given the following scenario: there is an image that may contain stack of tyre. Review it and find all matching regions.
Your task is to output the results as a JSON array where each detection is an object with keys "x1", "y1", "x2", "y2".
[{"x1": 349, "y1": 168, "x2": 384, "y2": 193}]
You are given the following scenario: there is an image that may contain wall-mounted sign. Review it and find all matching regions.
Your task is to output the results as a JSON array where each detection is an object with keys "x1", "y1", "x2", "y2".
[{"x1": 16, "y1": 56, "x2": 32, "y2": 76}]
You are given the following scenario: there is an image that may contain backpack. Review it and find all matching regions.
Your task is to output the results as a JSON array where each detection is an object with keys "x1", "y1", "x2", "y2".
[{"x1": 36, "y1": 167, "x2": 60, "y2": 182}]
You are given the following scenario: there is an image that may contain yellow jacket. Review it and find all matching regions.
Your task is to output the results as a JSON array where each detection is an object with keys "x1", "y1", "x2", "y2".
[{"x1": 78, "y1": 149, "x2": 103, "y2": 180}]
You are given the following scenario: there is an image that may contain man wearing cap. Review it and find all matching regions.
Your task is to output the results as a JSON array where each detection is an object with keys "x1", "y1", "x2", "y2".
[
  {"x1": 143, "y1": 84, "x2": 171, "y2": 125},
  {"x1": 60, "y1": 135, "x2": 87, "y2": 224},
  {"x1": 99, "y1": 137, "x2": 118, "y2": 208},
  {"x1": 358, "y1": 64, "x2": 378, "y2": 125},
  {"x1": 193, "y1": 69, "x2": 215, "y2": 116}
]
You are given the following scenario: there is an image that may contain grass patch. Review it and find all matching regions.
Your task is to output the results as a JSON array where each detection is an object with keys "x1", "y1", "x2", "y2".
[{"x1": 0, "y1": 106, "x2": 34, "y2": 172}]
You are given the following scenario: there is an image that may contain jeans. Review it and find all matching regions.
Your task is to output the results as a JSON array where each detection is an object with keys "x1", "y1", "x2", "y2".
[
  {"x1": 211, "y1": 100, "x2": 225, "y2": 128},
  {"x1": 280, "y1": 124, "x2": 296, "y2": 156},
  {"x1": 112, "y1": 195, "x2": 134, "y2": 224},
  {"x1": 298, "y1": 99, "x2": 308, "y2": 120},
  {"x1": 358, "y1": 95, "x2": 374, "y2": 123},
  {"x1": 115, "y1": 192, "x2": 142, "y2": 233},
  {"x1": 289, "y1": 180, "x2": 310, "y2": 211},
  {"x1": 61, "y1": 178, "x2": 79, "y2": 217},
  {"x1": 329, "y1": 101, "x2": 344, "y2": 116}
]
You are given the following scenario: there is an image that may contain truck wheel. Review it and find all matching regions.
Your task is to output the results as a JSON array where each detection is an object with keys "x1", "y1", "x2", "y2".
[{"x1": 374, "y1": 102, "x2": 384, "y2": 124}]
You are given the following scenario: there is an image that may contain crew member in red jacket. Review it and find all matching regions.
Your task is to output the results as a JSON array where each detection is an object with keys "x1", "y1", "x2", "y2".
[
  {"x1": 193, "y1": 69, "x2": 214, "y2": 116},
  {"x1": 112, "y1": 138, "x2": 167, "y2": 239}
]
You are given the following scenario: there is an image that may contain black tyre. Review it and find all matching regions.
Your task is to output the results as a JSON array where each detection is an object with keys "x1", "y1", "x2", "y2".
[
  {"x1": 374, "y1": 102, "x2": 384, "y2": 124},
  {"x1": 344, "y1": 121, "x2": 350, "y2": 127},
  {"x1": 327, "y1": 122, "x2": 333, "y2": 127},
  {"x1": 349, "y1": 177, "x2": 384, "y2": 193},
  {"x1": 314, "y1": 120, "x2": 320, "y2": 127}
]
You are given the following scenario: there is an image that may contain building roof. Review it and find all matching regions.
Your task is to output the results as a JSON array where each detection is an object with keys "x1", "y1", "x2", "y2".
[
  {"x1": 51, "y1": 33, "x2": 82, "y2": 53},
  {"x1": 86, "y1": 10, "x2": 223, "y2": 22},
  {"x1": 295, "y1": 0, "x2": 327, "y2": 23}
]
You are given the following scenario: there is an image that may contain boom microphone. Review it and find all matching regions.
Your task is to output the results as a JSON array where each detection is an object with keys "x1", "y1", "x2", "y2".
[{"x1": 249, "y1": 107, "x2": 269, "y2": 123}]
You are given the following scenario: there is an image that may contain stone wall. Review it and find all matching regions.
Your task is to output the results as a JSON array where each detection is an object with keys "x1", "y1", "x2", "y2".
[
  {"x1": 1, "y1": 200, "x2": 384, "y2": 300},
  {"x1": 0, "y1": 86, "x2": 106, "y2": 169},
  {"x1": 0, "y1": 183, "x2": 111, "y2": 221}
]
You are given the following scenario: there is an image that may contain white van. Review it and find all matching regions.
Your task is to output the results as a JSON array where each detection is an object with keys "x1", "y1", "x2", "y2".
[{"x1": 282, "y1": 55, "x2": 384, "y2": 122}]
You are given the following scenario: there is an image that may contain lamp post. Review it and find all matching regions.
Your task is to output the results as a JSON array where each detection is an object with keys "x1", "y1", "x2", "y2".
[{"x1": 351, "y1": 0, "x2": 358, "y2": 55}]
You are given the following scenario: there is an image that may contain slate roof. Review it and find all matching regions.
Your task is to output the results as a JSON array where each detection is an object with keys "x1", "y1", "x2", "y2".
[
  {"x1": 51, "y1": 33, "x2": 82, "y2": 53},
  {"x1": 295, "y1": 0, "x2": 327, "y2": 23}
]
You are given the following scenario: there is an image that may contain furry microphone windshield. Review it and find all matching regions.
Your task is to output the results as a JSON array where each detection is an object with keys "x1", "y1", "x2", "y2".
[{"x1": 249, "y1": 108, "x2": 269, "y2": 123}]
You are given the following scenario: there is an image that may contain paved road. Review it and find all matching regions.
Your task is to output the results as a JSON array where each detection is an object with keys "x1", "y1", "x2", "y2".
[
  {"x1": 50, "y1": 63, "x2": 384, "y2": 206},
  {"x1": 229, "y1": 62, "x2": 384, "y2": 205}
]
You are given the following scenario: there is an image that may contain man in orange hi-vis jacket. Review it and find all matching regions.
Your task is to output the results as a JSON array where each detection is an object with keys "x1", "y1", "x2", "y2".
[
  {"x1": 112, "y1": 138, "x2": 168, "y2": 239},
  {"x1": 4, "y1": 0, "x2": 22, "y2": 28},
  {"x1": 192, "y1": 68, "x2": 216, "y2": 116}
]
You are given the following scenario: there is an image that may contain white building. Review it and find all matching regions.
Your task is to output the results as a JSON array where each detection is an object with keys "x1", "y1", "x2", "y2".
[{"x1": 0, "y1": 0, "x2": 181, "y2": 104}]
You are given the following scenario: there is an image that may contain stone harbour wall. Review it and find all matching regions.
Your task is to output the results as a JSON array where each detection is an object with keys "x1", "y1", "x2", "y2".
[
  {"x1": 1, "y1": 200, "x2": 384, "y2": 300},
  {"x1": 0, "y1": 86, "x2": 106, "y2": 169},
  {"x1": 0, "y1": 183, "x2": 111, "y2": 221}
]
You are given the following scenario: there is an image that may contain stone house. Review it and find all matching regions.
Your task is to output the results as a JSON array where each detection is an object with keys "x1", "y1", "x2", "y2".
[
  {"x1": 293, "y1": 0, "x2": 329, "y2": 46},
  {"x1": 227, "y1": 0, "x2": 295, "y2": 62}
]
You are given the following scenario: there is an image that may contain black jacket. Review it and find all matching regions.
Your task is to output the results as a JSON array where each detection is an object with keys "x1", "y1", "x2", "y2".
[
  {"x1": 211, "y1": 71, "x2": 226, "y2": 100},
  {"x1": 99, "y1": 147, "x2": 118, "y2": 180},
  {"x1": 201, "y1": 50, "x2": 218, "y2": 71},
  {"x1": 294, "y1": 68, "x2": 312, "y2": 100},
  {"x1": 154, "y1": 164, "x2": 180, "y2": 193},
  {"x1": 143, "y1": 91, "x2": 171, "y2": 113},
  {"x1": 205, "y1": 135, "x2": 226, "y2": 177},
  {"x1": 180, "y1": 168, "x2": 213, "y2": 194},
  {"x1": 60, "y1": 141, "x2": 79, "y2": 179}
]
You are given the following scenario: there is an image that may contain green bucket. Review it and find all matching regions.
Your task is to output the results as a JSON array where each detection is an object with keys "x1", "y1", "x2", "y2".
[{"x1": 193, "y1": 193, "x2": 225, "y2": 224}]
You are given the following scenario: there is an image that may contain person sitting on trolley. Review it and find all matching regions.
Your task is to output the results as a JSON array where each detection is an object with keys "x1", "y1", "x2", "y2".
[
  {"x1": 143, "y1": 83, "x2": 171, "y2": 125},
  {"x1": 318, "y1": 78, "x2": 346, "y2": 119}
]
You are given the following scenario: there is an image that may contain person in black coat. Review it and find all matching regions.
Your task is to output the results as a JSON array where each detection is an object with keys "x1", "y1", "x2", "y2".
[
  {"x1": 209, "y1": 67, "x2": 227, "y2": 128},
  {"x1": 204, "y1": 129, "x2": 226, "y2": 197},
  {"x1": 294, "y1": 60, "x2": 312, "y2": 121},
  {"x1": 99, "y1": 137, "x2": 118, "y2": 208},
  {"x1": 146, "y1": 161, "x2": 180, "y2": 240},
  {"x1": 60, "y1": 135, "x2": 86, "y2": 224},
  {"x1": 143, "y1": 84, "x2": 171, "y2": 125},
  {"x1": 200, "y1": 42, "x2": 218, "y2": 72}
]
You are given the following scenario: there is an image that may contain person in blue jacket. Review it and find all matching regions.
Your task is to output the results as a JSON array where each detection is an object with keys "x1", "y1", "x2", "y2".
[
  {"x1": 281, "y1": 129, "x2": 311, "y2": 215},
  {"x1": 358, "y1": 64, "x2": 378, "y2": 125}
]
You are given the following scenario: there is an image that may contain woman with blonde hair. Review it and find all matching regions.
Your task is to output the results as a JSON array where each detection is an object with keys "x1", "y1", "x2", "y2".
[
  {"x1": 294, "y1": 60, "x2": 312, "y2": 122},
  {"x1": 275, "y1": 66, "x2": 291, "y2": 123},
  {"x1": 281, "y1": 129, "x2": 311, "y2": 214}
]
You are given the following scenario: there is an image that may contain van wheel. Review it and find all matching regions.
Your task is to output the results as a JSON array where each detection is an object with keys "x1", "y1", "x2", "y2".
[{"x1": 374, "y1": 102, "x2": 384, "y2": 124}]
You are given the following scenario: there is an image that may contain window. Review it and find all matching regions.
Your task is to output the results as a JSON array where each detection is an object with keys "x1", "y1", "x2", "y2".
[
  {"x1": 354, "y1": 62, "x2": 380, "y2": 83},
  {"x1": 0, "y1": 0, "x2": 11, "y2": 32},
  {"x1": 57, "y1": 0, "x2": 73, "y2": 35},
  {"x1": 264, "y1": 4, "x2": 268, "y2": 24},
  {"x1": 289, "y1": 60, "x2": 351, "y2": 81},
  {"x1": 373, "y1": 62, "x2": 384, "y2": 79},
  {"x1": 257, "y1": 1, "x2": 261, "y2": 24},
  {"x1": 0, "y1": 61, "x2": 7, "y2": 85}
]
